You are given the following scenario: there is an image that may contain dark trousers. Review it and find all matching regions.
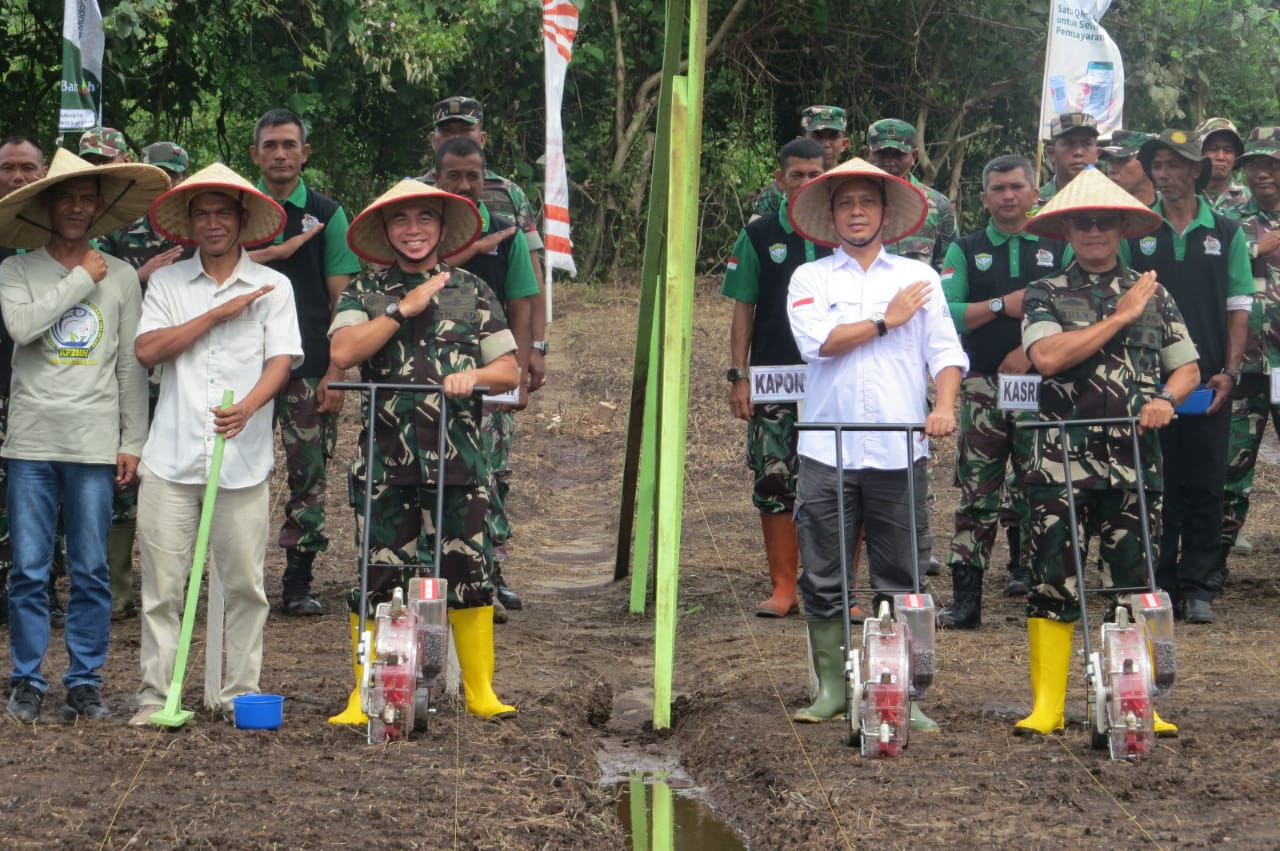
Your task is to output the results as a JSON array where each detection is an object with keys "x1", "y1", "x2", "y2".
[
  {"x1": 795, "y1": 457, "x2": 929, "y2": 619},
  {"x1": 1156, "y1": 407, "x2": 1229, "y2": 603}
]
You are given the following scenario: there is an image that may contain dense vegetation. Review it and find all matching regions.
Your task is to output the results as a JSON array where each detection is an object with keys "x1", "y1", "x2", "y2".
[{"x1": 3, "y1": 0, "x2": 1279, "y2": 278}]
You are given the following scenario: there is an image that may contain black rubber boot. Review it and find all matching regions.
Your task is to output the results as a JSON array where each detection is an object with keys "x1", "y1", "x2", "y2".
[
  {"x1": 493, "y1": 561, "x2": 522, "y2": 611},
  {"x1": 938, "y1": 563, "x2": 982, "y2": 629},
  {"x1": 1004, "y1": 525, "x2": 1030, "y2": 596},
  {"x1": 281, "y1": 549, "x2": 324, "y2": 616}
]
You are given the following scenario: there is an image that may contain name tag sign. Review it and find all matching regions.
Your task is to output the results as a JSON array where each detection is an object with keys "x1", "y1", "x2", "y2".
[
  {"x1": 997, "y1": 374, "x2": 1041, "y2": 411},
  {"x1": 750, "y1": 365, "x2": 807, "y2": 403},
  {"x1": 482, "y1": 369, "x2": 522, "y2": 405}
]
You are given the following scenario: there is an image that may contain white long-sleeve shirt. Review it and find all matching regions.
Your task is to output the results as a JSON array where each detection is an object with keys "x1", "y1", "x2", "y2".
[{"x1": 787, "y1": 247, "x2": 968, "y2": 470}]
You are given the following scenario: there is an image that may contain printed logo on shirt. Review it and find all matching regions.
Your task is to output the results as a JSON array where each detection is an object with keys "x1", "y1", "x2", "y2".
[
  {"x1": 301, "y1": 212, "x2": 322, "y2": 233},
  {"x1": 1139, "y1": 236, "x2": 1158, "y2": 256},
  {"x1": 941, "y1": 266, "x2": 955, "y2": 281},
  {"x1": 975, "y1": 253, "x2": 993, "y2": 271},
  {"x1": 1204, "y1": 235, "x2": 1222, "y2": 256},
  {"x1": 791, "y1": 296, "x2": 815, "y2": 309},
  {"x1": 727, "y1": 255, "x2": 739, "y2": 271},
  {"x1": 768, "y1": 243, "x2": 787, "y2": 264},
  {"x1": 1036, "y1": 248, "x2": 1055, "y2": 267},
  {"x1": 45, "y1": 300, "x2": 104, "y2": 364}
]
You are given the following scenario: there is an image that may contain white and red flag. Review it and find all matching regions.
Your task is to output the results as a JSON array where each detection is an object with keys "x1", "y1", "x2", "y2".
[{"x1": 543, "y1": 0, "x2": 579, "y2": 281}]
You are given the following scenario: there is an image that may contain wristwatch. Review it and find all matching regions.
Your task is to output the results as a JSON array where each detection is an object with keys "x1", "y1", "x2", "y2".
[
  {"x1": 989, "y1": 297, "x2": 1005, "y2": 316},
  {"x1": 384, "y1": 301, "x2": 406, "y2": 322},
  {"x1": 869, "y1": 311, "x2": 888, "y2": 337},
  {"x1": 1154, "y1": 390, "x2": 1177, "y2": 406},
  {"x1": 1221, "y1": 367, "x2": 1242, "y2": 384},
  {"x1": 727, "y1": 367, "x2": 748, "y2": 383},
  {"x1": 531, "y1": 340, "x2": 549, "y2": 354}
]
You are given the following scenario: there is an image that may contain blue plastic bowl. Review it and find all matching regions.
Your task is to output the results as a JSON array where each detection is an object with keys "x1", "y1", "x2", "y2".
[
  {"x1": 1175, "y1": 388, "x2": 1214, "y2": 416},
  {"x1": 233, "y1": 693, "x2": 284, "y2": 730}
]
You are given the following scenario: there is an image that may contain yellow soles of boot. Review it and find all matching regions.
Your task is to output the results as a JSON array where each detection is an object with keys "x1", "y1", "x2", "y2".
[
  {"x1": 1153, "y1": 711, "x2": 1178, "y2": 737},
  {"x1": 467, "y1": 702, "x2": 518, "y2": 720},
  {"x1": 792, "y1": 707, "x2": 846, "y2": 723},
  {"x1": 1012, "y1": 717, "x2": 1065, "y2": 736}
]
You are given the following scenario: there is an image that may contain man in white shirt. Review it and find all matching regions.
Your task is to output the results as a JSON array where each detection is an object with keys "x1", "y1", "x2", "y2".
[
  {"x1": 129, "y1": 163, "x2": 302, "y2": 725},
  {"x1": 787, "y1": 158, "x2": 968, "y2": 729}
]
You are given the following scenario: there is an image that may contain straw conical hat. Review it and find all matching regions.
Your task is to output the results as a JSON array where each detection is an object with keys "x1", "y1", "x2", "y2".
[
  {"x1": 149, "y1": 162, "x2": 286, "y2": 248},
  {"x1": 787, "y1": 157, "x2": 928, "y2": 248},
  {"x1": 0, "y1": 147, "x2": 171, "y2": 250},
  {"x1": 1025, "y1": 166, "x2": 1161, "y2": 240},
  {"x1": 347, "y1": 179, "x2": 480, "y2": 265}
]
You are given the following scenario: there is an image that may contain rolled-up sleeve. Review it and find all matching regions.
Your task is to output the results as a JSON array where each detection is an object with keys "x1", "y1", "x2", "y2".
[
  {"x1": 920, "y1": 272, "x2": 969, "y2": 378},
  {"x1": 787, "y1": 261, "x2": 835, "y2": 362}
]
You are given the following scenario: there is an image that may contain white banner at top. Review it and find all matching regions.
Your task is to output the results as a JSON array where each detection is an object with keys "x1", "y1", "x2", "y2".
[
  {"x1": 543, "y1": 0, "x2": 579, "y2": 278},
  {"x1": 1038, "y1": 0, "x2": 1125, "y2": 140}
]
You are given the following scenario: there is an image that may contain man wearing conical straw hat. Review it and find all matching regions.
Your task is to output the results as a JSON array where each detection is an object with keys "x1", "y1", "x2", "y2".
[
  {"x1": 329, "y1": 180, "x2": 521, "y2": 720},
  {"x1": 786, "y1": 158, "x2": 968, "y2": 732},
  {"x1": 0, "y1": 148, "x2": 166, "y2": 723},
  {"x1": 1014, "y1": 166, "x2": 1200, "y2": 738},
  {"x1": 129, "y1": 163, "x2": 302, "y2": 725}
]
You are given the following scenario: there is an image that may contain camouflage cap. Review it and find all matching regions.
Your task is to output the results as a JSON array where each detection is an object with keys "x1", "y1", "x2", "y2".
[
  {"x1": 79, "y1": 126, "x2": 126, "y2": 159},
  {"x1": 1194, "y1": 117, "x2": 1244, "y2": 156},
  {"x1": 801, "y1": 105, "x2": 846, "y2": 134},
  {"x1": 1238, "y1": 126, "x2": 1280, "y2": 166},
  {"x1": 1138, "y1": 129, "x2": 1212, "y2": 191},
  {"x1": 433, "y1": 96, "x2": 484, "y2": 127},
  {"x1": 142, "y1": 141, "x2": 189, "y2": 174},
  {"x1": 1100, "y1": 129, "x2": 1156, "y2": 160},
  {"x1": 1049, "y1": 112, "x2": 1099, "y2": 140},
  {"x1": 866, "y1": 118, "x2": 917, "y2": 152}
]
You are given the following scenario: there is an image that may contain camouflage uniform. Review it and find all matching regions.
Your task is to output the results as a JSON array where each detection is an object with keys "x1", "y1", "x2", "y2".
[
  {"x1": 1021, "y1": 263, "x2": 1198, "y2": 621},
  {"x1": 1038, "y1": 113, "x2": 1101, "y2": 206},
  {"x1": 1220, "y1": 197, "x2": 1280, "y2": 544},
  {"x1": 752, "y1": 105, "x2": 846, "y2": 220},
  {"x1": 889, "y1": 175, "x2": 956, "y2": 274},
  {"x1": 1196, "y1": 117, "x2": 1252, "y2": 213},
  {"x1": 330, "y1": 263, "x2": 517, "y2": 609},
  {"x1": 753, "y1": 181, "x2": 785, "y2": 219},
  {"x1": 420, "y1": 167, "x2": 543, "y2": 253}
]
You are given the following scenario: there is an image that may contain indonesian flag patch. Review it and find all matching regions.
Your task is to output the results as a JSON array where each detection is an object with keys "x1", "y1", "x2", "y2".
[
  {"x1": 791, "y1": 296, "x2": 814, "y2": 309},
  {"x1": 727, "y1": 255, "x2": 739, "y2": 271}
]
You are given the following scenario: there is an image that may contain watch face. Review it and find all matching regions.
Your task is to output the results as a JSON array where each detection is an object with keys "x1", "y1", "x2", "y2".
[
  {"x1": 990, "y1": 298, "x2": 1004, "y2": 312},
  {"x1": 870, "y1": 312, "x2": 885, "y2": 323}
]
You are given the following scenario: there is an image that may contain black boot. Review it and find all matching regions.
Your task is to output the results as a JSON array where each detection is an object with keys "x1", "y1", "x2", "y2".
[
  {"x1": 1004, "y1": 525, "x2": 1030, "y2": 596},
  {"x1": 937, "y1": 563, "x2": 982, "y2": 629},
  {"x1": 493, "y1": 561, "x2": 522, "y2": 611},
  {"x1": 281, "y1": 550, "x2": 324, "y2": 616}
]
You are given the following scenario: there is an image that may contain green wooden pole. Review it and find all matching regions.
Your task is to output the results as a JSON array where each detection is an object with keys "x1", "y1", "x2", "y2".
[{"x1": 629, "y1": 306, "x2": 662, "y2": 612}]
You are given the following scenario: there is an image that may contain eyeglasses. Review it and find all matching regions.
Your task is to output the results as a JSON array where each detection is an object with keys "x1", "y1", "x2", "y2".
[{"x1": 1065, "y1": 215, "x2": 1122, "y2": 232}]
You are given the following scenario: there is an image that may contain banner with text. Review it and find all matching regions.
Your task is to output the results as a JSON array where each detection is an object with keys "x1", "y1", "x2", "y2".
[
  {"x1": 1039, "y1": 0, "x2": 1124, "y2": 140},
  {"x1": 59, "y1": 0, "x2": 104, "y2": 132},
  {"x1": 543, "y1": 0, "x2": 579, "y2": 277}
]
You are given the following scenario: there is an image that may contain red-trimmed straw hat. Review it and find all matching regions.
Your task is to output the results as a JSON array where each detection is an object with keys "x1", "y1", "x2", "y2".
[
  {"x1": 1025, "y1": 166, "x2": 1162, "y2": 240},
  {"x1": 346, "y1": 179, "x2": 481, "y2": 265},
  {"x1": 0, "y1": 147, "x2": 170, "y2": 249},
  {"x1": 787, "y1": 157, "x2": 928, "y2": 247},
  {"x1": 149, "y1": 162, "x2": 285, "y2": 247}
]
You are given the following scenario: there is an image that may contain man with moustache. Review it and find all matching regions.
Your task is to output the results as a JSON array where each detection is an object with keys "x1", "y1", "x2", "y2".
[{"x1": 1196, "y1": 118, "x2": 1250, "y2": 212}]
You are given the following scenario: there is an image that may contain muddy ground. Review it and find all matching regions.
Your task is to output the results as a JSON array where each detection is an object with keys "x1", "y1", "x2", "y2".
[{"x1": 2, "y1": 281, "x2": 1280, "y2": 849}]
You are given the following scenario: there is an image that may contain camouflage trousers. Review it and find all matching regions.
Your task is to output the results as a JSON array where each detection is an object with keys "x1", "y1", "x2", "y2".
[
  {"x1": 277, "y1": 376, "x2": 337, "y2": 553},
  {"x1": 747, "y1": 403, "x2": 798, "y2": 515},
  {"x1": 947, "y1": 375, "x2": 1033, "y2": 572},
  {"x1": 1026, "y1": 485, "x2": 1159, "y2": 622},
  {"x1": 1221, "y1": 375, "x2": 1280, "y2": 545},
  {"x1": 351, "y1": 476, "x2": 495, "y2": 610},
  {"x1": 481, "y1": 406, "x2": 515, "y2": 561}
]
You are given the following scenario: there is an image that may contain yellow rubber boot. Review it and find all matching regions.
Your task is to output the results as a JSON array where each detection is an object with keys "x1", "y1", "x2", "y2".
[
  {"x1": 449, "y1": 606, "x2": 517, "y2": 719},
  {"x1": 1152, "y1": 710, "x2": 1178, "y2": 737},
  {"x1": 757, "y1": 513, "x2": 800, "y2": 617},
  {"x1": 1014, "y1": 618, "x2": 1075, "y2": 736},
  {"x1": 328, "y1": 613, "x2": 369, "y2": 725}
]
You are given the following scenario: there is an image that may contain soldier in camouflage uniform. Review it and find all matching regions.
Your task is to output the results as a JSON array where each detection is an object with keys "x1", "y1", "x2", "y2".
[
  {"x1": 1038, "y1": 113, "x2": 1100, "y2": 205},
  {"x1": 753, "y1": 106, "x2": 849, "y2": 219},
  {"x1": 1220, "y1": 128, "x2": 1280, "y2": 561},
  {"x1": 329, "y1": 180, "x2": 521, "y2": 721},
  {"x1": 421, "y1": 96, "x2": 548, "y2": 612},
  {"x1": 862, "y1": 118, "x2": 955, "y2": 273},
  {"x1": 1014, "y1": 167, "x2": 1198, "y2": 736},
  {"x1": 97, "y1": 141, "x2": 192, "y2": 620},
  {"x1": 939, "y1": 155, "x2": 1066, "y2": 629},
  {"x1": 1099, "y1": 130, "x2": 1157, "y2": 207},
  {"x1": 78, "y1": 127, "x2": 131, "y2": 165},
  {"x1": 722, "y1": 138, "x2": 829, "y2": 617},
  {"x1": 1196, "y1": 117, "x2": 1251, "y2": 213}
]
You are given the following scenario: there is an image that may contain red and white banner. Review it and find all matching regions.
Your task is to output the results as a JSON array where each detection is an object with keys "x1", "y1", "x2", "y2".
[{"x1": 543, "y1": 0, "x2": 578, "y2": 280}]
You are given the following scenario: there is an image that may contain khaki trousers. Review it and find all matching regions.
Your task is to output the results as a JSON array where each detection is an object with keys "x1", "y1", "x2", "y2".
[{"x1": 135, "y1": 463, "x2": 270, "y2": 711}]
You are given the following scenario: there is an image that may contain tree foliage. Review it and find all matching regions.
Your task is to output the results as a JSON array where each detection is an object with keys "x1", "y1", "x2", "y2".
[{"x1": 2, "y1": 0, "x2": 1279, "y2": 279}]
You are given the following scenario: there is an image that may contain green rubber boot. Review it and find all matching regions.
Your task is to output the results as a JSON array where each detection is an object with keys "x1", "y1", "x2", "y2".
[
  {"x1": 909, "y1": 702, "x2": 940, "y2": 733},
  {"x1": 793, "y1": 616, "x2": 848, "y2": 723}
]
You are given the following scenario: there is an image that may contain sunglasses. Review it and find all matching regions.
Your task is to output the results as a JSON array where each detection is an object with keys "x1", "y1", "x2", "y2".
[{"x1": 1065, "y1": 215, "x2": 1122, "y2": 232}]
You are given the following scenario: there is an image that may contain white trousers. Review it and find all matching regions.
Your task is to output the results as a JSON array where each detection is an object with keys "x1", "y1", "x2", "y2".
[{"x1": 135, "y1": 462, "x2": 270, "y2": 712}]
